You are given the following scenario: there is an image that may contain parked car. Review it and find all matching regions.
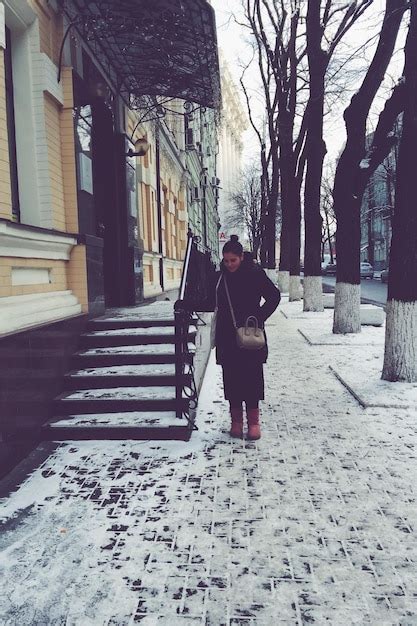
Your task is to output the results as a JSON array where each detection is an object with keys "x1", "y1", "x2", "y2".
[
  {"x1": 323, "y1": 262, "x2": 337, "y2": 275},
  {"x1": 380, "y1": 268, "x2": 389, "y2": 283},
  {"x1": 360, "y1": 262, "x2": 374, "y2": 279}
]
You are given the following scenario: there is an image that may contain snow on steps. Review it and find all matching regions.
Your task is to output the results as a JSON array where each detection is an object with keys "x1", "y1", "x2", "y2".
[
  {"x1": 87, "y1": 314, "x2": 198, "y2": 330},
  {"x1": 99, "y1": 300, "x2": 176, "y2": 320},
  {"x1": 64, "y1": 364, "x2": 191, "y2": 389},
  {"x1": 72, "y1": 343, "x2": 195, "y2": 367},
  {"x1": 79, "y1": 326, "x2": 197, "y2": 348},
  {"x1": 55, "y1": 385, "x2": 188, "y2": 414},
  {"x1": 87, "y1": 318, "x2": 175, "y2": 330},
  {"x1": 43, "y1": 411, "x2": 191, "y2": 441},
  {"x1": 47, "y1": 301, "x2": 196, "y2": 441},
  {"x1": 70, "y1": 364, "x2": 180, "y2": 376}
]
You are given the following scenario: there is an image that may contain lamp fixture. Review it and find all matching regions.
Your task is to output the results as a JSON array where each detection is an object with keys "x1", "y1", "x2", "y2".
[{"x1": 126, "y1": 137, "x2": 150, "y2": 158}]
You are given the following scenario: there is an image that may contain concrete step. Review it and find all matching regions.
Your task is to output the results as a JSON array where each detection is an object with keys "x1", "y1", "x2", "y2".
[
  {"x1": 42, "y1": 410, "x2": 191, "y2": 441},
  {"x1": 72, "y1": 343, "x2": 195, "y2": 367},
  {"x1": 72, "y1": 351, "x2": 177, "y2": 367},
  {"x1": 79, "y1": 326, "x2": 197, "y2": 348},
  {"x1": 64, "y1": 363, "x2": 191, "y2": 389},
  {"x1": 54, "y1": 386, "x2": 187, "y2": 414},
  {"x1": 87, "y1": 318, "x2": 176, "y2": 331}
]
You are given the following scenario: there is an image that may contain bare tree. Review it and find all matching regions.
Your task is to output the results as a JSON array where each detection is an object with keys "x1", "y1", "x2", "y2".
[
  {"x1": 382, "y1": 0, "x2": 417, "y2": 381},
  {"x1": 241, "y1": 0, "x2": 308, "y2": 300},
  {"x1": 239, "y1": 65, "x2": 277, "y2": 268},
  {"x1": 332, "y1": 0, "x2": 408, "y2": 334},
  {"x1": 241, "y1": 0, "x2": 375, "y2": 304},
  {"x1": 321, "y1": 168, "x2": 336, "y2": 262},
  {"x1": 225, "y1": 166, "x2": 263, "y2": 258},
  {"x1": 303, "y1": 0, "x2": 374, "y2": 312}
]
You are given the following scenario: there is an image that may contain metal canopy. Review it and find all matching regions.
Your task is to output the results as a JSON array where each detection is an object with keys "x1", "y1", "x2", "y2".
[{"x1": 60, "y1": 0, "x2": 221, "y2": 110}]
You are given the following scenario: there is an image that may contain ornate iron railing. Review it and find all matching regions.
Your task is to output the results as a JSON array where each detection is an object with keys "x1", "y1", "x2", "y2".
[
  {"x1": 174, "y1": 231, "x2": 216, "y2": 429},
  {"x1": 58, "y1": 0, "x2": 221, "y2": 110}
]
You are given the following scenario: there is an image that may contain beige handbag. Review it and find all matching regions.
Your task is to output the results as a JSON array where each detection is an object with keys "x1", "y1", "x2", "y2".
[{"x1": 224, "y1": 278, "x2": 266, "y2": 351}]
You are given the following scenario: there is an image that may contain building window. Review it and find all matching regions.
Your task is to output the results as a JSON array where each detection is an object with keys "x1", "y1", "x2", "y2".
[{"x1": 4, "y1": 27, "x2": 20, "y2": 222}]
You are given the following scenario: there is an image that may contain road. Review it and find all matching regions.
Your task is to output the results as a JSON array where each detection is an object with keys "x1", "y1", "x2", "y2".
[{"x1": 322, "y1": 276, "x2": 387, "y2": 306}]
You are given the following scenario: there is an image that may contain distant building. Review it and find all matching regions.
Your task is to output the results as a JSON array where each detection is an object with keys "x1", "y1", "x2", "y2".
[
  {"x1": 131, "y1": 111, "x2": 185, "y2": 299},
  {"x1": 184, "y1": 105, "x2": 220, "y2": 259},
  {"x1": 217, "y1": 52, "x2": 247, "y2": 248},
  {"x1": 360, "y1": 123, "x2": 400, "y2": 270}
]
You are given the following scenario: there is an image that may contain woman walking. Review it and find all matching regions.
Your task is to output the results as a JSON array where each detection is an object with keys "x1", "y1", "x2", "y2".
[{"x1": 183, "y1": 235, "x2": 281, "y2": 440}]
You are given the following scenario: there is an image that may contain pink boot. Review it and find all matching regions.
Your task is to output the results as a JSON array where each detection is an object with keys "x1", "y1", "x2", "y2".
[
  {"x1": 247, "y1": 408, "x2": 261, "y2": 440},
  {"x1": 230, "y1": 407, "x2": 244, "y2": 438}
]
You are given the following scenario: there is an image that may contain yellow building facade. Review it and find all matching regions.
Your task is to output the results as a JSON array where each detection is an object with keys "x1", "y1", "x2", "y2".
[
  {"x1": 0, "y1": 1, "x2": 212, "y2": 330},
  {"x1": 0, "y1": 0, "x2": 220, "y2": 473},
  {"x1": 0, "y1": 2, "x2": 87, "y2": 326},
  {"x1": 131, "y1": 108, "x2": 188, "y2": 299}
]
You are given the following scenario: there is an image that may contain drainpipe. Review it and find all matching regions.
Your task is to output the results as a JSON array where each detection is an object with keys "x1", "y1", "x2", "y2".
[{"x1": 155, "y1": 121, "x2": 164, "y2": 291}]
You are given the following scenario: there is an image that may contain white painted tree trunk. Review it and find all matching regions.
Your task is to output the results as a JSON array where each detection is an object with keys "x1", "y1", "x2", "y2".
[
  {"x1": 332, "y1": 282, "x2": 361, "y2": 334},
  {"x1": 265, "y1": 269, "x2": 278, "y2": 284},
  {"x1": 382, "y1": 299, "x2": 417, "y2": 382},
  {"x1": 303, "y1": 276, "x2": 324, "y2": 312},
  {"x1": 289, "y1": 275, "x2": 302, "y2": 301},
  {"x1": 277, "y1": 270, "x2": 289, "y2": 293}
]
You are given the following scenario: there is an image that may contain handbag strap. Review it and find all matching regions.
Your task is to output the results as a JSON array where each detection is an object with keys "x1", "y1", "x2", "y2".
[
  {"x1": 214, "y1": 274, "x2": 223, "y2": 310},
  {"x1": 223, "y1": 276, "x2": 238, "y2": 329}
]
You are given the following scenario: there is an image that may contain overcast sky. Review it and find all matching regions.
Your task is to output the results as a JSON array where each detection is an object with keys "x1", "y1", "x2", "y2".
[{"x1": 210, "y1": 0, "x2": 407, "y2": 168}]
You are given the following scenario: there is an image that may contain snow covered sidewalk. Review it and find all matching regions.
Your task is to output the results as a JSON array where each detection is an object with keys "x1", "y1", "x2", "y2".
[{"x1": 2, "y1": 303, "x2": 417, "y2": 624}]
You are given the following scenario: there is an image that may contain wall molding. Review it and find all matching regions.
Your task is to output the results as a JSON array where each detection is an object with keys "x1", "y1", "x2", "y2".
[
  {"x1": 3, "y1": 0, "x2": 36, "y2": 30},
  {"x1": 0, "y1": 4, "x2": 5, "y2": 49},
  {"x1": 0, "y1": 221, "x2": 78, "y2": 260},
  {"x1": 0, "y1": 290, "x2": 82, "y2": 336}
]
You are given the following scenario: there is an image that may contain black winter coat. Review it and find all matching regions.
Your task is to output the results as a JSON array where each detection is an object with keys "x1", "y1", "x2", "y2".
[{"x1": 192, "y1": 255, "x2": 281, "y2": 365}]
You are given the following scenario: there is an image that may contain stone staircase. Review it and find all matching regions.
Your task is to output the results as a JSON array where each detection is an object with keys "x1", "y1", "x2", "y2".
[{"x1": 41, "y1": 302, "x2": 197, "y2": 441}]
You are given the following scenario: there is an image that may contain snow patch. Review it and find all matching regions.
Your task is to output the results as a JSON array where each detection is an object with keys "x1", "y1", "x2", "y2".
[{"x1": 63, "y1": 386, "x2": 177, "y2": 400}]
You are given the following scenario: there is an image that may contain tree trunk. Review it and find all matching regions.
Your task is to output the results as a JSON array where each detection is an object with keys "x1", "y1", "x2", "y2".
[
  {"x1": 259, "y1": 148, "x2": 269, "y2": 267},
  {"x1": 332, "y1": 0, "x2": 405, "y2": 334},
  {"x1": 278, "y1": 217, "x2": 290, "y2": 293},
  {"x1": 324, "y1": 209, "x2": 334, "y2": 263},
  {"x1": 333, "y1": 160, "x2": 363, "y2": 333},
  {"x1": 303, "y1": 2, "x2": 327, "y2": 311},
  {"x1": 266, "y1": 156, "x2": 279, "y2": 269},
  {"x1": 278, "y1": 120, "x2": 292, "y2": 293},
  {"x1": 333, "y1": 282, "x2": 361, "y2": 333},
  {"x1": 367, "y1": 215, "x2": 374, "y2": 265},
  {"x1": 382, "y1": 0, "x2": 417, "y2": 381},
  {"x1": 289, "y1": 193, "x2": 302, "y2": 301}
]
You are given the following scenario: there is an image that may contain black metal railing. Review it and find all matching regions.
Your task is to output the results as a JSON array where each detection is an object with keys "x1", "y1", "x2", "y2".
[{"x1": 174, "y1": 231, "x2": 216, "y2": 429}]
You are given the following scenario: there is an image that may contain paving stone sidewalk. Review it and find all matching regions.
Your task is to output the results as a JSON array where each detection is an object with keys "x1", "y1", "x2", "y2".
[{"x1": 1, "y1": 306, "x2": 417, "y2": 625}]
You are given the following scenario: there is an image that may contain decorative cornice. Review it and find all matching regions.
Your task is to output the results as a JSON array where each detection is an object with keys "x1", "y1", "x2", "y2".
[
  {"x1": 0, "y1": 221, "x2": 78, "y2": 260},
  {"x1": 160, "y1": 125, "x2": 186, "y2": 174},
  {"x1": 0, "y1": 4, "x2": 5, "y2": 50},
  {"x1": 3, "y1": 0, "x2": 37, "y2": 28}
]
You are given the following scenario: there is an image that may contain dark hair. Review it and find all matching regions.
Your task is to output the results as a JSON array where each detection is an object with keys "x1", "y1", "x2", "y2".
[{"x1": 222, "y1": 234, "x2": 243, "y2": 256}]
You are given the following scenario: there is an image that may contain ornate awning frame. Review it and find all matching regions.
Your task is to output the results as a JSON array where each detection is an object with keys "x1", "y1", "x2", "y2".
[{"x1": 58, "y1": 0, "x2": 221, "y2": 111}]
